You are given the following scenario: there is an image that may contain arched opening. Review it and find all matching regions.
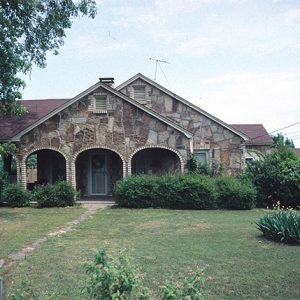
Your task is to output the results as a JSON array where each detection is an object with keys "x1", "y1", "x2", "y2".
[
  {"x1": 0, "y1": 154, "x2": 17, "y2": 183},
  {"x1": 75, "y1": 148, "x2": 123, "y2": 197},
  {"x1": 25, "y1": 149, "x2": 66, "y2": 190},
  {"x1": 131, "y1": 148, "x2": 181, "y2": 175}
]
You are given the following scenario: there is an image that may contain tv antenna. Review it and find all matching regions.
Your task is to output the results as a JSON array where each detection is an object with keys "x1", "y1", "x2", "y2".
[{"x1": 149, "y1": 57, "x2": 170, "y2": 82}]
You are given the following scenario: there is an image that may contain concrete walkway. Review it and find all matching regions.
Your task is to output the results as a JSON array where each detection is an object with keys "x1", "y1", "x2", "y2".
[{"x1": 0, "y1": 201, "x2": 114, "y2": 270}]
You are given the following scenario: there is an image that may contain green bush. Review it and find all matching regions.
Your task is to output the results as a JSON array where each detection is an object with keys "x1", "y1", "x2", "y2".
[
  {"x1": 188, "y1": 157, "x2": 224, "y2": 177},
  {"x1": 115, "y1": 175, "x2": 218, "y2": 210},
  {"x1": 50, "y1": 181, "x2": 77, "y2": 207},
  {"x1": 33, "y1": 181, "x2": 77, "y2": 207},
  {"x1": 215, "y1": 176, "x2": 257, "y2": 209},
  {"x1": 256, "y1": 204, "x2": 300, "y2": 244},
  {"x1": 244, "y1": 145, "x2": 300, "y2": 208},
  {"x1": 161, "y1": 269, "x2": 206, "y2": 300},
  {"x1": 2, "y1": 184, "x2": 31, "y2": 207},
  {"x1": 84, "y1": 248, "x2": 149, "y2": 300},
  {"x1": 0, "y1": 170, "x2": 7, "y2": 200},
  {"x1": 32, "y1": 184, "x2": 54, "y2": 207}
]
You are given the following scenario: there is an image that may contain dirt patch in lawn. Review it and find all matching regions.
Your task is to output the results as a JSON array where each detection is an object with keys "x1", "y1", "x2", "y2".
[
  {"x1": 178, "y1": 223, "x2": 212, "y2": 233},
  {"x1": 139, "y1": 220, "x2": 167, "y2": 229}
]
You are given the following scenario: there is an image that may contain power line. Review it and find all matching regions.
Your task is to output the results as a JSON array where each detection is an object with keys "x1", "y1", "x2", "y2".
[{"x1": 250, "y1": 121, "x2": 300, "y2": 142}]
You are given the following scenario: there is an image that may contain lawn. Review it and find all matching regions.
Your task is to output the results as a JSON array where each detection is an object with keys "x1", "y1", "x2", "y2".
[
  {"x1": 3, "y1": 208, "x2": 300, "y2": 299},
  {"x1": 0, "y1": 206, "x2": 84, "y2": 258}
]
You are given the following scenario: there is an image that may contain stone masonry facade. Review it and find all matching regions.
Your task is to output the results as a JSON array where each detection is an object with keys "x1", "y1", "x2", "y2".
[
  {"x1": 120, "y1": 78, "x2": 245, "y2": 173},
  {"x1": 16, "y1": 86, "x2": 189, "y2": 190},
  {"x1": 4, "y1": 74, "x2": 249, "y2": 193}
]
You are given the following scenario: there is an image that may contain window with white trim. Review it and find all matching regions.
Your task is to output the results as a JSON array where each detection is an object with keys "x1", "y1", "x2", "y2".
[{"x1": 133, "y1": 85, "x2": 146, "y2": 102}]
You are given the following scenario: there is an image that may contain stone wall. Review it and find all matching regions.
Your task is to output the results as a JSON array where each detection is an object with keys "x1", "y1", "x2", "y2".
[
  {"x1": 120, "y1": 79, "x2": 245, "y2": 174},
  {"x1": 16, "y1": 87, "x2": 189, "y2": 186}
]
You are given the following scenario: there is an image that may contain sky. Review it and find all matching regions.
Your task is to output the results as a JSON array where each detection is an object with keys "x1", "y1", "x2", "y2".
[{"x1": 21, "y1": 0, "x2": 300, "y2": 147}]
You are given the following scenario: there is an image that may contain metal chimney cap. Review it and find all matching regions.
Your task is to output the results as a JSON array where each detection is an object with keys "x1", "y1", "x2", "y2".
[{"x1": 99, "y1": 77, "x2": 114, "y2": 83}]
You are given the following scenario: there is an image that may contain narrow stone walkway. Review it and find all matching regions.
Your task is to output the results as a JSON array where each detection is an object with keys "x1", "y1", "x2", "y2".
[{"x1": 1, "y1": 202, "x2": 114, "y2": 269}]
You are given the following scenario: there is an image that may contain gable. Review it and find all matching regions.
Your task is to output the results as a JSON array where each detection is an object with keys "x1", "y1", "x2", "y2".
[
  {"x1": 117, "y1": 73, "x2": 248, "y2": 141},
  {"x1": 3, "y1": 81, "x2": 192, "y2": 142},
  {"x1": 18, "y1": 87, "x2": 191, "y2": 158}
]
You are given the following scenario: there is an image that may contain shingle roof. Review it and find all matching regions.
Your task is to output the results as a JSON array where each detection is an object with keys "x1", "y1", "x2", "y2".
[
  {"x1": 230, "y1": 124, "x2": 273, "y2": 145},
  {"x1": 0, "y1": 99, "x2": 69, "y2": 140},
  {"x1": 294, "y1": 148, "x2": 300, "y2": 156}
]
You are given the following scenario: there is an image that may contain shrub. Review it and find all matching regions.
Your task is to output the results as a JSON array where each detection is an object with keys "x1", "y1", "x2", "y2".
[
  {"x1": 115, "y1": 175, "x2": 218, "y2": 210},
  {"x1": 215, "y1": 176, "x2": 257, "y2": 209},
  {"x1": 188, "y1": 157, "x2": 224, "y2": 177},
  {"x1": 244, "y1": 145, "x2": 300, "y2": 208},
  {"x1": 256, "y1": 203, "x2": 300, "y2": 244},
  {"x1": 2, "y1": 184, "x2": 31, "y2": 207},
  {"x1": 33, "y1": 181, "x2": 77, "y2": 207},
  {"x1": 84, "y1": 248, "x2": 149, "y2": 300},
  {"x1": 50, "y1": 181, "x2": 77, "y2": 207},
  {"x1": 161, "y1": 269, "x2": 206, "y2": 300},
  {"x1": 32, "y1": 184, "x2": 54, "y2": 207},
  {"x1": 0, "y1": 170, "x2": 7, "y2": 200}
]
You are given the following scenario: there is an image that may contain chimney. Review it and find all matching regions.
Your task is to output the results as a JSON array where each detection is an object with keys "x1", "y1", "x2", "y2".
[{"x1": 99, "y1": 77, "x2": 114, "y2": 87}]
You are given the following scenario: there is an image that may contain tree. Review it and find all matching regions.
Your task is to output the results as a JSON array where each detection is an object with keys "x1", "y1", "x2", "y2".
[
  {"x1": 244, "y1": 145, "x2": 300, "y2": 208},
  {"x1": 272, "y1": 133, "x2": 295, "y2": 148},
  {"x1": 0, "y1": 1, "x2": 96, "y2": 174},
  {"x1": 0, "y1": 0, "x2": 97, "y2": 116}
]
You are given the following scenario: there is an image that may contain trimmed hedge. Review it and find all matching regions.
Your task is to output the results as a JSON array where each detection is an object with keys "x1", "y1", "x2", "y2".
[
  {"x1": 215, "y1": 176, "x2": 257, "y2": 209},
  {"x1": 2, "y1": 183, "x2": 32, "y2": 207},
  {"x1": 32, "y1": 181, "x2": 77, "y2": 207},
  {"x1": 115, "y1": 175, "x2": 218, "y2": 209},
  {"x1": 115, "y1": 174, "x2": 257, "y2": 210}
]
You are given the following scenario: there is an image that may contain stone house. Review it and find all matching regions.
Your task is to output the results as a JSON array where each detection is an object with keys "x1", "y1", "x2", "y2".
[{"x1": 0, "y1": 73, "x2": 272, "y2": 197}]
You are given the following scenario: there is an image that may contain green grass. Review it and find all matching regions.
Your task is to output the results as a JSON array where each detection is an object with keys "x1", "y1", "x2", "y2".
[
  {"x1": 3, "y1": 208, "x2": 300, "y2": 299},
  {"x1": 0, "y1": 206, "x2": 84, "y2": 258}
]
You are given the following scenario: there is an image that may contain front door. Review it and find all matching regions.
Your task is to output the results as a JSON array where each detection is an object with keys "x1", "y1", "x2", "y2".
[{"x1": 90, "y1": 154, "x2": 107, "y2": 195}]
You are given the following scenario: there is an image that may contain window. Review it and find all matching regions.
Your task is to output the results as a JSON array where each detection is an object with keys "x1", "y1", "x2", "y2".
[
  {"x1": 194, "y1": 150, "x2": 209, "y2": 162},
  {"x1": 245, "y1": 157, "x2": 254, "y2": 165},
  {"x1": 133, "y1": 86, "x2": 146, "y2": 102}
]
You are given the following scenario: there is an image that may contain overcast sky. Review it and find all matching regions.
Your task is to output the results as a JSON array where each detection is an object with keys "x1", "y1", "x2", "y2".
[{"x1": 22, "y1": 0, "x2": 300, "y2": 147}]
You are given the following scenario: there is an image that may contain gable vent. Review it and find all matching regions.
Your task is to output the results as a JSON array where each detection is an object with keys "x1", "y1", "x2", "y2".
[
  {"x1": 95, "y1": 95, "x2": 107, "y2": 110},
  {"x1": 133, "y1": 85, "x2": 146, "y2": 102}
]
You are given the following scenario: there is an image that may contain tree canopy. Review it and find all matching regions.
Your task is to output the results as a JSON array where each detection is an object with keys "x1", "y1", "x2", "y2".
[
  {"x1": 0, "y1": 0, "x2": 96, "y2": 116},
  {"x1": 272, "y1": 133, "x2": 295, "y2": 148}
]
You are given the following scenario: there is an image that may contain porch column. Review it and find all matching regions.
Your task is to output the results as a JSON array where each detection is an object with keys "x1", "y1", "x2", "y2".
[
  {"x1": 20, "y1": 160, "x2": 27, "y2": 188},
  {"x1": 70, "y1": 159, "x2": 76, "y2": 191}
]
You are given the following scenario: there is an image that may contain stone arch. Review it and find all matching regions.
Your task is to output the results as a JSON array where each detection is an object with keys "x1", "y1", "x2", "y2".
[
  {"x1": 128, "y1": 145, "x2": 185, "y2": 175},
  {"x1": 21, "y1": 147, "x2": 69, "y2": 188},
  {"x1": 71, "y1": 146, "x2": 126, "y2": 194}
]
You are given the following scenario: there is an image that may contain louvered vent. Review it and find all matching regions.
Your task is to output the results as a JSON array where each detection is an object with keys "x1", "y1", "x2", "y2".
[
  {"x1": 95, "y1": 95, "x2": 107, "y2": 110},
  {"x1": 133, "y1": 86, "x2": 146, "y2": 102}
]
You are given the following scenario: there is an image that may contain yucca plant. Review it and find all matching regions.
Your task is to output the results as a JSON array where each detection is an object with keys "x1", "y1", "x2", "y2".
[{"x1": 256, "y1": 202, "x2": 300, "y2": 244}]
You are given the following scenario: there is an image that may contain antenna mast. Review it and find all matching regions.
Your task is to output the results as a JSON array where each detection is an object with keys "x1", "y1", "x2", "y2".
[{"x1": 149, "y1": 58, "x2": 170, "y2": 81}]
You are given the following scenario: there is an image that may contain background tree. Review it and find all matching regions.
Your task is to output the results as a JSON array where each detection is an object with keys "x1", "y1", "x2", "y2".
[
  {"x1": 272, "y1": 133, "x2": 295, "y2": 148},
  {"x1": 244, "y1": 145, "x2": 300, "y2": 208},
  {"x1": 0, "y1": 0, "x2": 97, "y2": 116},
  {"x1": 0, "y1": 0, "x2": 96, "y2": 174}
]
